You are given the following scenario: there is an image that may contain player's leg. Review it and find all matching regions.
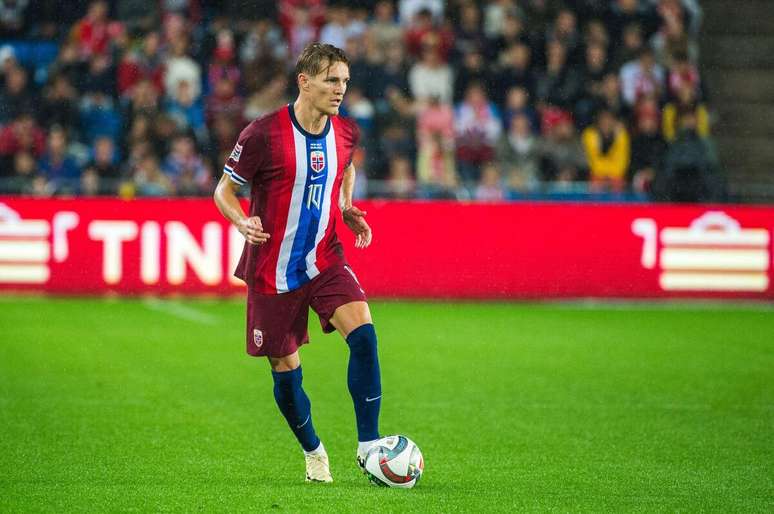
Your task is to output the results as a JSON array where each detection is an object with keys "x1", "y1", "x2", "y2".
[
  {"x1": 268, "y1": 351, "x2": 332, "y2": 483},
  {"x1": 329, "y1": 301, "x2": 382, "y2": 468},
  {"x1": 246, "y1": 288, "x2": 331, "y2": 482}
]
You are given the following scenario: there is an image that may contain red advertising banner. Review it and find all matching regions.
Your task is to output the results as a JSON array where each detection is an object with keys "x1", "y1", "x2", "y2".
[{"x1": 0, "y1": 197, "x2": 772, "y2": 299}]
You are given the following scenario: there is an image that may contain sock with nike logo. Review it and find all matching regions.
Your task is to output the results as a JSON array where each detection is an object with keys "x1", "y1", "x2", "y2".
[
  {"x1": 272, "y1": 366, "x2": 320, "y2": 452},
  {"x1": 346, "y1": 323, "x2": 381, "y2": 441}
]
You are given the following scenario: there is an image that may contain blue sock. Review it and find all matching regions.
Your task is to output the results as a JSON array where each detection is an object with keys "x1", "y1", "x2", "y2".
[
  {"x1": 272, "y1": 366, "x2": 320, "y2": 452},
  {"x1": 346, "y1": 324, "x2": 381, "y2": 441}
]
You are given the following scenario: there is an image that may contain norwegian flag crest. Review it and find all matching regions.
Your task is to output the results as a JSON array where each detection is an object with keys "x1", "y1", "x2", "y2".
[{"x1": 310, "y1": 150, "x2": 325, "y2": 173}]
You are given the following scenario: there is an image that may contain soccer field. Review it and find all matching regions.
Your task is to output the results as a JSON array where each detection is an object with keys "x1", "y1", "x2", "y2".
[{"x1": 1, "y1": 297, "x2": 772, "y2": 512}]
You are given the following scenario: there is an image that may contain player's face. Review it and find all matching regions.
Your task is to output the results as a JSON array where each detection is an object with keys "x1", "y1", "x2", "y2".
[{"x1": 308, "y1": 61, "x2": 350, "y2": 116}]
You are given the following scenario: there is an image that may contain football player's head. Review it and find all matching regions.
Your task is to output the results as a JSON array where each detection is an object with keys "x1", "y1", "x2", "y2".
[{"x1": 296, "y1": 43, "x2": 350, "y2": 116}]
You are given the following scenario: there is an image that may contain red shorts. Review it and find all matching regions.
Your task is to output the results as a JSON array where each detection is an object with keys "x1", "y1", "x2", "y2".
[{"x1": 245, "y1": 264, "x2": 367, "y2": 358}]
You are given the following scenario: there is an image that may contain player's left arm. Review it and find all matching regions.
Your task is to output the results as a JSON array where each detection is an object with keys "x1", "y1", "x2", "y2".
[{"x1": 340, "y1": 162, "x2": 372, "y2": 249}]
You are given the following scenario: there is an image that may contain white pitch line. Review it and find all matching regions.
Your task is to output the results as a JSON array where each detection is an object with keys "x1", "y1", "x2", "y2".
[{"x1": 142, "y1": 298, "x2": 219, "y2": 325}]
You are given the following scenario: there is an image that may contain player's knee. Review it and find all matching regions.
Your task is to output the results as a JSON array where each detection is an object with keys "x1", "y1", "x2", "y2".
[
  {"x1": 346, "y1": 323, "x2": 377, "y2": 357},
  {"x1": 272, "y1": 366, "x2": 303, "y2": 392}
]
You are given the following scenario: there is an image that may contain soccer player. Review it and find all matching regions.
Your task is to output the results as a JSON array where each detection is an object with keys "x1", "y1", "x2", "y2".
[{"x1": 213, "y1": 43, "x2": 381, "y2": 483}]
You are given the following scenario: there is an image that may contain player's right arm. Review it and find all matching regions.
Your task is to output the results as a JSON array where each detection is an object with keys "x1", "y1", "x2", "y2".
[{"x1": 213, "y1": 174, "x2": 270, "y2": 245}]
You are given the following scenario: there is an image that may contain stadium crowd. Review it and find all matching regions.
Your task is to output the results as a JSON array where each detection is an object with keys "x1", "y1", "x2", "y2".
[{"x1": 0, "y1": 0, "x2": 724, "y2": 202}]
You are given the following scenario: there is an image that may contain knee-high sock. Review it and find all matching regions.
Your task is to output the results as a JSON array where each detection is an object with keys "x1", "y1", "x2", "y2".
[
  {"x1": 346, "y1": 324, "x2": 381, "y2": 441},
  {"x1": 272, "y1": 366, "x2": 320, "y2": 452}
]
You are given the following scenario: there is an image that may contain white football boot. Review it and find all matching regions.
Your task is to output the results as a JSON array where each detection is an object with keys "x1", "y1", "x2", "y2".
[
  {"x1": 356, "y1": 440, "x2": 378, "y2": 474},
  {"x1": 305, "y1": 447, "x2": 333, "y2": 483}
]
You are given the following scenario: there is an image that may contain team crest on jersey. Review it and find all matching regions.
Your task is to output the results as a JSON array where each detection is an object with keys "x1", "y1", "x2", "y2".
[
  {"x1": 310, "y1": 150, "x2": 325, "y2": 173},
  {"x1": 253, "y1": 329, "x2": 263, "y2": 347},
  {"x1": 230, "y1": 143, "x2": 243, "y2": 162}
]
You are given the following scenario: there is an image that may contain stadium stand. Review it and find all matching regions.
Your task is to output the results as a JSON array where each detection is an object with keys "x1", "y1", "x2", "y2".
[{"x1": 0, "y1": 0, "x2": 756, "y2": 203}]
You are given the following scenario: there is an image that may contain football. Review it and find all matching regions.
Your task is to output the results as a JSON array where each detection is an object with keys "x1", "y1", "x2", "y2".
[{"x1": 364, "y1": 435, "x2": 424, "y2": 488}]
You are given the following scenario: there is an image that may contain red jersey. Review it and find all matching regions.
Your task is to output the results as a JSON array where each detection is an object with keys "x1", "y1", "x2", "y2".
[{"x1": 224, "y1": 104, "x2": 360, "y2": 294}]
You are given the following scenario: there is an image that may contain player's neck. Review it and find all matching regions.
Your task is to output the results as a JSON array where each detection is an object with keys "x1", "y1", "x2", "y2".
[{"x1": 292, "y1": 99, "x2": 329, "y2": 135}]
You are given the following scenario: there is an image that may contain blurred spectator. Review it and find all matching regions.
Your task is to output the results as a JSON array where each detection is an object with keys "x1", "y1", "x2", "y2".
[
  {"x1": 416, "y1": 132, "x2": 456, "y2": 198},
  {"x1": 162, "y1": 133, "x2": 211, "y2": 195},
  {"x1": 538, "y1": 107, "x2": 586, "y2": 183},
  {"x1": 475, "y1": 162, "x2": 505, "y2": 201},
  {"x1": 117, "y1": 31, "x2": 165, "y2": 98},
  {"x1": 286, "y1": 6, "x2": 319, "y2": 60},
  {"x1": 240, "y1": 19, "x2": 288, "y2": 92},
  {"x1": 662, "y1": 83, "x2": 709, "y2": 142},
  {"x1": 385, "y1": 155, "x2": 416, "y2": 199},
  {"x1": 79, "y1": 166, "x2": 100, "y2": 196},
  {"x1": 667, "y1": 51, "x2": 701, "y2": 100},
  {"x1": 369, "y1": 0, "x2": 403, "y2": 54},
  {"x1": 483, "y1": 0, "x2": 524, "y2": 39},
  {"x1": 0, "y1": 44, "x2": 16, "y2": 75},
  {"x1": 454, "y1": 82, "x2": 502, "y2": 185},
  {"x1": 208, "y1": 29, "x2": 241, "y2": 93},
  {"x1": 544, "y1": 8, "x2": 581, "y2": 66},
  {"x1": 596, "y1": 72, "x2": 629, "y2": 121},
  {"x1": 619, "y1": 47, "x2": 665, "y2": 106},
  {"x1": 164, "y1": 36, "x2": 202, "y2": 101},
  {"x1": 454, "y1": 48, "x2": 490, "y2": 103},
  {"x1": 134, "y1": 154, "x2": 174, "y2": 196},
  {"x1": 416, "y1": 96, "x2": 455, "y2": 197},
  {"x1": 629, "y1": 98, "x2": 667, "y2": 195},
  {"x1": 0, "y1": 113, "x2": 46, "y2": 161},
  {"x1": 405, "y1": 8, "x2": 451, "y2": 60},
  {"x1": 0, "y1": 0, "x2": 30, "y2": 38},
  {"x1": 38, "y1": 75, "x2": 80, "y2": 136},
  {"x1": 79, "y1": 91, "x2": 121, "y2": 144},
  {"x1": 115, "y1": 0, "x2": 160, "y2": 34},
  {"x1": 651, "y1": 2, "x2": 698, "y2": 66},
  {"x1": 377, "y1": 122, "x2": 414, "y2": 179},
  {"x1": 369, "y1": 43, "x2": 411, "y2": 112},
  {"x1": 48, "y1": 41, "x2": 87, "y2": 91},
  {"x1": 6, "y1": 152, "x2": 40, "y2": 194},
  {"x1": 38, "y1": 126, "x2": 81, "y2": 192},
  {"x1": 86, "y1": 136, "x2": 120, "y2": 192},
  {"x1": 244, "y1": 75, "x2": 289, "y2": 121},
  {"x1": 81, "y1": 53, "x2": 117, "y2": 97},
  {"x1": 409, "y1": 37, "x2": 453, "y2": 104},
  {"x1": 342, "y1": 86, "x2": 375, "y2": 140},
  {"x1": 497, "y1": 113, "x2": 540, "y2": 192},
  {"x1": 206, "y1": 77, "x2": 244, "y2": 133},
  {"x1": 575, "y1": 42, "x2": 610, "y2": 127},
  {"x1": 502, "y1": 86, "x2": 539, "y2": 134},
  {"x1": 453, "y1": 3, "x2": 486, "y2": 62},
  {"x1": 583, "y1": 18, "x2": 609, "y2": 49},
  {"x1": 71, "y1": 1, "x2": 115, "y2": 59},
  {"x1": 399, "y1": 0, "x2": 444, "y2": 26},
  {"x1": 165, "y1": 79, "x2": 208, "y2": 144},
  {"x1": 652, "y1": 111, "x2": 723, "y2": 202},
  {"x1": 320, "y1": 5, "x2": 366, "y2": 49},
  {"x1": 486, "y1": 12, "x2": 529, "y2": 62},
  {"x1": 0, "y1": 65, "x2": 38, "y2": 124},
  {"x1": 491, "y1": 43, "x2": 534, "y2": 105},
  {"x1": 534, "y1": 40, "x2": 582, "y2": 109},
  {"x1": 605, "y1": 0, "x2": 658, "y2": 45},
  {"x1": 611, "y1": 23, "x2": 644, "y2": 70},
  {"x1": 581, "y1": 108, "x2": 630, "y2": 191}
]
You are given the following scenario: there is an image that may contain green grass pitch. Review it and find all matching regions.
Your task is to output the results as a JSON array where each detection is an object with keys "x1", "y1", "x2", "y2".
[{"x1": 1, "y1": 297, "x2": 772, "y2": 512}]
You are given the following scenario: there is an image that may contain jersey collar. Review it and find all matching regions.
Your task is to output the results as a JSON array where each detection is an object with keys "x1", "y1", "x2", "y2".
[{"x1": 288, "y1": 104, "x2": 331, "y2": 139}]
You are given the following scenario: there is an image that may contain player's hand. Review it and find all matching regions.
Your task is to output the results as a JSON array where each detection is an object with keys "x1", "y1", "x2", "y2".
[
  {"x1": 238, "y1": 216, "x2": 270, "y2": 245},
  {"x1": 342, "y1": 206, "x2": 372, "y2": 249}
]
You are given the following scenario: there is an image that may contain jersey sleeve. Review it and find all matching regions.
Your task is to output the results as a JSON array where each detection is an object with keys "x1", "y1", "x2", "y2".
[
  {"x1": 223, "y1": 126, "x2": 267, "y2": 186},
  {"x1": 345, "y1": 119, "x2": 361, "y2": 167}
]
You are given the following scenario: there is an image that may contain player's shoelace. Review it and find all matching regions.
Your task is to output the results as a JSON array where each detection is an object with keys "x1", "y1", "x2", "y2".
[{"x1": 305, "y1": 453, "x2": 333, "y2": 483}]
